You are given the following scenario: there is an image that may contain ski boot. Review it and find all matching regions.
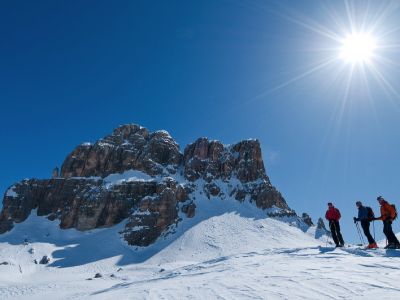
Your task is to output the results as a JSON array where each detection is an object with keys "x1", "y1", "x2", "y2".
[{"x1": 385, "y1": 243, "x2": 396, "y2": 249}]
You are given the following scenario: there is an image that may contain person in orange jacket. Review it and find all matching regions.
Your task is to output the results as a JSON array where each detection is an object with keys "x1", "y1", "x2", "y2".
[{"x1": 374, "y1": 196, "x2": 400, "y2": 249}]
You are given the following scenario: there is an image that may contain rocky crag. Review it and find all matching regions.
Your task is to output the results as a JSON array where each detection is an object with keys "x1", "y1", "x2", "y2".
[{"x1": 0, "y1": 124, "x2": 296, "y2": 247}]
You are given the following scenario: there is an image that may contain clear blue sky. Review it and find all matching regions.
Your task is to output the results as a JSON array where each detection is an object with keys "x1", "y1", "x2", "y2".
[{"x1": 1, "y1": 0, "x2": 400, "y2": 242}]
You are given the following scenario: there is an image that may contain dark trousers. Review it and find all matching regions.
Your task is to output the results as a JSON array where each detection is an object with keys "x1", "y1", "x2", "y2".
[
  {"x1": 329, "y1": 221, "x2": 344, "y2": 246},
  {"x1": 361, "y1": 220, "x2": 375, "y2": 244},
  {"x1": 383, "y1": 220, "x2": 400, "y2": 245}
]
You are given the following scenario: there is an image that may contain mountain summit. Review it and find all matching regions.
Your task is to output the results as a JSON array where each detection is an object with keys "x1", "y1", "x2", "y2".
[{"x1": 0, "y1": 124, "x2": 291, "y2": 246}]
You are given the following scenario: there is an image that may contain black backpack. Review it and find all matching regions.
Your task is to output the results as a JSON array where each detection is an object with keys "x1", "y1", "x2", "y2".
[{"x1": 366, "y1": 206, "x2": 374, "y2": 220}]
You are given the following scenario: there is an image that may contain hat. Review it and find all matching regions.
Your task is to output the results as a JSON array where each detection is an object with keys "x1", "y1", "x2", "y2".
[
  {"x1": 327, "y1": 202, "x2": 333, "y2": 206},
  {"x1": 356, "y1": 201, "x2": 362, "y2": 206},
  {"x1": 377, "y1": 196, "x2": 384, "y2": 201}
]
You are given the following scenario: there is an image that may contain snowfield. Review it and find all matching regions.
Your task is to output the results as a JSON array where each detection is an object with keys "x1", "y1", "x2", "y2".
[{"x1": 1, "y1": 195, "x2": 400, "y2": 299}]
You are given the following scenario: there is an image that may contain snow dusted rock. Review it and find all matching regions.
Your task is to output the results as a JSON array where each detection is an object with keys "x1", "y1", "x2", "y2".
[
  {"x1": 183, "y1": 138, "x2": 266, "y2": 182},
  {"x1": 317, "y1": 218, "x2": 327, "y2": 231},
  {"x1": 183, "y1": 137, "x2": 288, "y2": 210},
  {"x1": 315, "y1": 217, "x2": 330, "y2": 239},
  {"x1": 175, "y1": 184, "x2": 189, "y2": 202},
  {"x1": 61, "y1": 124, "x2": 182, "y2": 178},
  {"x1": 122, "y1": 181, "x2": 180, "y2": 246},
  {"x1": 301, "y1": 213, "x2": 314, "y2": 226},
  {"x1": 0, "y1": 124, "x2": 292, "y2": 246},
  {"x1": 204, "y1": 183, "x2": 221, "y2": 198},
  {"x1": 181, "y1": 202, "x2": 196, "y2": 218},
  {"x1": 0, "y1": 177, "x2": 183, "y2": 247}
]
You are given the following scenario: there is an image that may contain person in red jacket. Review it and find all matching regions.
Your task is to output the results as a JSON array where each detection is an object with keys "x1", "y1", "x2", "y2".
[{"x1": 325, "y1": 202, "x2": 345, "y2": 247}]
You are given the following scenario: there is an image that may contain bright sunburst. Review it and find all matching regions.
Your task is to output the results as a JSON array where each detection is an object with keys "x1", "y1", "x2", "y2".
[
  {"x1": 339, "y1": 32, "x2": 377, "y2": 64},
  {"x1": 249, "y1": 0, "x2": 400, "y2": 101},
  {"x1": 234, "y1": 0, "x2": 400, "y2": 117}
]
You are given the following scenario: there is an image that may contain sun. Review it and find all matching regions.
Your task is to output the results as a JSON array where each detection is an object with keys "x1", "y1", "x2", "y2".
[
  {"x1": 243, "y1": 1, "x2": 400, "y2": 104},
  {"x1": 339, "y1": 32, "x2": 377, "y2": 64}
]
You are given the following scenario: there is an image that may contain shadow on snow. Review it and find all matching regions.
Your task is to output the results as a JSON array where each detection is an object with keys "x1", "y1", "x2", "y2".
[{"x1": 0, "y1": 197, "x2": 278, "y2": 268}]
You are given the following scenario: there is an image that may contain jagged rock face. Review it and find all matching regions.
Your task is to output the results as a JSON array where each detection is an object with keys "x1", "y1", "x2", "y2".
[
  {"x1": 0, "y1": 124, "x2": 291, "y2": 247},
  {"x1": 0, "y1": 177, "x2": 183, "y2": 246},
  {"x1": 0, "y1": 178, "x2": 153, "y2": 232},
  {"x1": 61, "y1": 124, "x2": 182, "y2": 178},
  {"x1": 314, "y1": 217, "x2": 330, "y2": 239},
  {"x1": 317, "y1": 218, "x2": 328, "y2": 231},
  {"x1": 301, "y1": 213, "x2": 314, "y2": 226},
  {"x1": 123, "y1": 184, "x2": 179, "y2": 246},
  {"x1": 183, "y1": 138, "x2": 267, "y2": 182}
]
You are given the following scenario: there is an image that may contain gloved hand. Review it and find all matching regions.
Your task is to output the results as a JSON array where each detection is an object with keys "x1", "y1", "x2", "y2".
[{"x1": 353, "y1": 217, "x2": 357, "y2": 223}]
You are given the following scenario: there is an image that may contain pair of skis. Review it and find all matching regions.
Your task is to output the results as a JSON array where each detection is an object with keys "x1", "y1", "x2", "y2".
[{"x1": 320, "y1": 244, "x2": 400, "y2": 252}]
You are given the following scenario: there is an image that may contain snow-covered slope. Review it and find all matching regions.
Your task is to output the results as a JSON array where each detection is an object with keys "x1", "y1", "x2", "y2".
[{"x1": 1, "y1": 193, "x2": 400, "y2": 299}]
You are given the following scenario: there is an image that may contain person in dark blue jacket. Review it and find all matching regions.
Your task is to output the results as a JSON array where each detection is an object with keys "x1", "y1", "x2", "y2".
[{"x1": 353, "y1": 201, "x2": 378, "y2": 249}]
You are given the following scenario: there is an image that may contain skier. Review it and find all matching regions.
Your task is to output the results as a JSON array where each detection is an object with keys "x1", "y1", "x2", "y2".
[
  {"x1": 325, "y1": 202, "x2": 345, "y2": 247},
  {"x1": 374, "y1": 196, "x2": 400, "y2": 249},
  {"x1": 353, "y1": 201, "x2": 378, "y2": 249}
]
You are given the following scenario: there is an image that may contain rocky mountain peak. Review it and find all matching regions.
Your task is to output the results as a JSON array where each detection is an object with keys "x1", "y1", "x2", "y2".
[
  {"x1": 1, "y1": 124, "x2": 293, "y2": 247},
  {"x1": 60, "y1": 124, "x2": 182, "y2": 178},
  {"x1": 111, "y1": 124, "x2": 150, "y2": 140}
]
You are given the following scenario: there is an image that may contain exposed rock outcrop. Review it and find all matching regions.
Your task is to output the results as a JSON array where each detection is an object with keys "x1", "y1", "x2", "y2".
[
  {"x1": 181, "y1": 202, "x2": 196, "y2": 218},
  {"x1": 61, "y1": 124, "x2": 182, "y2": 178},
  {"x1": 0, "y1": 176, "x2": 183, "y2": 246},
  {"x1": 317, "y1": 218, "x2": 328, "y2": 231},
  {"x1": 183, "y1": 138, "x2": 267, "y2": 183},
  {"x1": 301, "y1": 213, "x2": 314, "y2": 226},
  {"x1": 315, "y1": 217, "x2": 330, "y2": 239},
  {"x1": 39, "y1": 255, "x2": 50, "y2": 265},
  {"x1": 0, "y1": 124, "x2": 291, "y2": 247}
]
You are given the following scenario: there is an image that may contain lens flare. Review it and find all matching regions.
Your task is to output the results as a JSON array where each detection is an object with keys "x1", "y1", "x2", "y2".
[
  {"x1": 339, "y1": 33, "x2": 377, "y2": 64},
  {"x1": 228, "y1": 0, "x2": 400, "y2": 115}
]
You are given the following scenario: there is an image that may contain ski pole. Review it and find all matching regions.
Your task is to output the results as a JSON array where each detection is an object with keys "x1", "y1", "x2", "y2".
[
  {"x1": 325, "y1": 224, "x2": 333, "y2": 247},
  {"x1": 355, "y1": 222, "x2": 360, "y2": 244},
  {"x1": 355, "y1": 222, "x2": 365, "y2": 245},
  {"x1": 372, "y1": 220, "x2": 376, "y2": 241},
  {"x1": 360, "y1": 223, "x2": 365, "y2": 244},
  {"x1": 356, "y1": 222, "x2": 362, "y2": 244},
  {"x1": 326, "y1": 222, "x2": 331, "y2": 247},
  {"x1": 359, "y1": 223, "x2": 365, "y2": 244}
]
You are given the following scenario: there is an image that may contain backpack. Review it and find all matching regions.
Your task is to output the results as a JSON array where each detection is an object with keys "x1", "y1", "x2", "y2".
[
  {"x1": 391, "y1": 204, "x2": 398, "y2": 220},
  {"x1": 366, "y1": 206, "x2": 374, "y2": 220}
]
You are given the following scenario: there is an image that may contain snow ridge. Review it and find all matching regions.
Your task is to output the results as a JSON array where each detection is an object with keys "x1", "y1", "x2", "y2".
[{"x1": 1, "y1": 199, "x2": 400, "y2": 299}]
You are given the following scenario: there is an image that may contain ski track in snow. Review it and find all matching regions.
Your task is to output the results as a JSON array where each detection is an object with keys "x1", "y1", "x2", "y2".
[{"x1": 1, "y1": 197, "x2": 400, "y2": 299}]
